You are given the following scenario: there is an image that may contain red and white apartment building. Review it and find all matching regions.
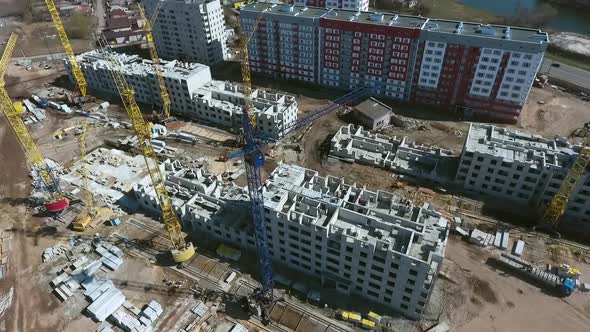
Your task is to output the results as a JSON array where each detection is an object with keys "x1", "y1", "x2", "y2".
[{"x1": 240, "y1": 4, "x2": 549, "y2": 123}]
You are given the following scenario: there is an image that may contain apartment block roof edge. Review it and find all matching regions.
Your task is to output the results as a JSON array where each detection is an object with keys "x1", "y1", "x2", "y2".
[{"x1": 240, "y1": 3, "x2": 549, "y2": 44}]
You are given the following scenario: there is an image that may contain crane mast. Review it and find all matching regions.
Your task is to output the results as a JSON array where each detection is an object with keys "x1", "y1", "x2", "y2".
[
  {"x1": 138, "y1": 2, "x2": 171, "y2": 119},
  {"x1": 95, "y1": 35, "x2": 194, "y2": 263},
  {"x1": 236, "y1": 5, "x2": 274, "y2": 323},
  {"x1": 543, "y1": 140, "x2": 590, "y2": 229},
  {"x1": 44, "y1": 0, "x2": 87, "y2": 96},
  {"x1": 0, "y1": 33, "x2": 68, "y2": 212}
]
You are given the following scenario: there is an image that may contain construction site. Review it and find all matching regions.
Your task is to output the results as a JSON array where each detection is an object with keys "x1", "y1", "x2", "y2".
[{"x1": 0, "y1": 1, "x2": 590, "y2": 332}]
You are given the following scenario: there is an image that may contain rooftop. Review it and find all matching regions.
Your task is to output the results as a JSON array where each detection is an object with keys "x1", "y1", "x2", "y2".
[
  {"x1": 465, "y1": 124, "x2": 578, "y2": 169},
  {"x1": 264, "y1": 163, "x2": 449, "y2": 262},
  {"x1": 76, "y1": 51, "x2": 211, "y2": 82},
  {"x1": 241, "y1": 4, "x2": 548, "y2": 44},
  {"x1": 354, "y1": 98, "x2": 392, "y2": 121}
]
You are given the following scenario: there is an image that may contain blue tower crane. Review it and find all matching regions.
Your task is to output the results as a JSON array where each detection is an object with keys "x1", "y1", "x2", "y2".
[{"x1": 228, "y1": 86, "x2": 367, "y2": 324}]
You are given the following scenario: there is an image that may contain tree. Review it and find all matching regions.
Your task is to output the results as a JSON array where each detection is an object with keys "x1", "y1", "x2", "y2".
[
  {"x1": 65, "y1": 13, "x2": 92, "y2": 39},
  {"x1": 412, "y1": 2, "x2": 431, "y2": 16}
]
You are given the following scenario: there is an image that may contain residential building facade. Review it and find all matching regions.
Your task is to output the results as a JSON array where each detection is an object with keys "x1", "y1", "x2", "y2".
[
  {"x1": 143, "y1": 0, "x2": 228, "y2": 65},
  {"x1": 66, "y1": 51, "x2": 297, "y2": 136},
  {"x1": 240, "y1": 4, "x2": 549, "y2": 123},
  {"x1": 456, "y1": 124, "x2": 590, "y2": 228},
  {"x1": 135, "y1": 162, "x2": 449, "y2": 319}
]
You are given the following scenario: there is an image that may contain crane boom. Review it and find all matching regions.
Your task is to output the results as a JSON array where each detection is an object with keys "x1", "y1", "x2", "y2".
[
  {"x1": 138, "y1": 3, "x2": 171, "y2": 119},
  {"x1": 95, "y1": 35, "x2": 194, "y2": 262},
  {"x1": 543, "y1": 140, "x2": 590, "y2": 227},
  {"x1": 0, "y1": 33, "x2": 68, "y2": 212},
  {"x1": 44, "y1": 0, "x2": 87, "y2": 96}
]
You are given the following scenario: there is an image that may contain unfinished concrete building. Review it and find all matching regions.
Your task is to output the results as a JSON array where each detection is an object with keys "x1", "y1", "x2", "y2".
[
  {"x1": 456, "y1": 124, "x2": 590, "y2": 227},
  {"x1": 330, "y1": 125, "x2": 457, "y2": 184},
  {"x1": 133, "y1": 160, "x2": 449, "y2": 319},
  {"x1": 66, "y1": 51, "x2": 298, "y2": 136},
  {"x1": 143, "y1": 0, "x2": 228, "y2": 65}
]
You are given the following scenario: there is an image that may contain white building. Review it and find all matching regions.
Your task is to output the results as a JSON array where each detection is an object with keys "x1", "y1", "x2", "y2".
[
  {"x1": 135, "y1": 161, "x2": 450, "y2": 319},
  {"x1": 456, "y1": 124, "x2": 590, "y2": 227},
  {"x1": 143, "y1": 0, "x2": 228, "y2": 65},
  {"x1": 66, "y1": 51, "x2": 298, "y2": 136},
  {"x1": 330, "y1": 125, "x2": 457, "y2": 184}
]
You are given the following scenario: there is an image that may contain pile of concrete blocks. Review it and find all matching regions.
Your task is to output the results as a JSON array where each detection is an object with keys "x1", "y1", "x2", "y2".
[
  {"x1": 140, "y1": 300, "x2": 163, "y2": 326},
  {"x1": 108, "y1": 300, "x2": 163, "y2": 332},
  {"x1": 94, "y1": 244, "x2": 124, "y2": 271},
  {"x1": 42, "y1": 244, "x2": 71, "y2": 262},
  {"x1": 493, "y1": 229, "x2": 510, "y2": 250},
  {"x1": 469, "y1": 229, "x2": 495, "y2": 247},
  {"x1": 87, "y1": 287, "x2": 126, "y2": 322},
  {"x1": 191, "y1": 301, "x2": 209, "y2": 317},
  {"x1": 96, "y1": 326, "x2": 115, "y2": 332},
  {"x1": 51, "y1": 255, "x2": 95, "y2": 301},
  {"x1": 512, "y1": 240, "x2": 525, "y2": 257}
]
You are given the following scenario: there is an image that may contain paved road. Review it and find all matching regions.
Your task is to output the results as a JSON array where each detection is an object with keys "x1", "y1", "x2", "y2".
[
  {"x1": 539, "y1": 59, "x2": 590, "y2": 90},
  {"x1": 95, "y1": 0, "x2": 106, "y2": 32}
]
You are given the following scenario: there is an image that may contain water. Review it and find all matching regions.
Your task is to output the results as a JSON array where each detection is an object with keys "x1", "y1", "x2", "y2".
[{"x1": 461, "y1": 0, "x2": 590, "y2": 34}]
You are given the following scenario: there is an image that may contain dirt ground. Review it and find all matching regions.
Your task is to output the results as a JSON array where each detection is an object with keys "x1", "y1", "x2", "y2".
[
  {"x1": 0, "y1": 108, "x2": 68, "y2": 331},
  {"x1": 440, "y1": 236, "x2": 590, "y2": 332},
  {"x1": 518, "y1": 86, "x2": 590, "y2": 138}
]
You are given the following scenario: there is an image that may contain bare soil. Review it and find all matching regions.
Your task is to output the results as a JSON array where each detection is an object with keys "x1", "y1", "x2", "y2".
[
  {"x1": 0, "y1": 110, "x2": 67, "y2": 331},
  {"x1": 441, "y1": 238, "x2": 590, "y2": 332},
  {"x1": 517, "y1": 87, "x2": 590, "y2": 138}
]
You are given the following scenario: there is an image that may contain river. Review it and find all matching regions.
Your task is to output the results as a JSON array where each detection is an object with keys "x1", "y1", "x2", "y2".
[{"x1": 461, "y1": 0, "x2": 590, "y2": 34}]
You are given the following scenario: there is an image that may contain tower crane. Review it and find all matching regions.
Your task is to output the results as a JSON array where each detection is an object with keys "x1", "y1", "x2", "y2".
[
  {"x1": 44, "y1": 0, "x2": 87, "y2": 96},
  {"x1": 138, "y1": 1, "x2": 171, "y2": 120},
  {"x1": 72, "y1": 120, "x2": 98, "y2": 231},
  {"x1": 0, "y1": 33, "x2": 69, "y2": 212},
  {"x1": 542, "y1": 139, "x2": 590, "y2": 232},
  {"x1": 95, "y1": 34, "x2": 195, "y2": 263},
  {"x1": 229, "y1": 5, "x2": 366, "y2": 323}
]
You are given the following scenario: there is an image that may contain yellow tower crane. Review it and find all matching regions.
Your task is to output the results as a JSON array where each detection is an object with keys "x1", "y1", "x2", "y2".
[
  {"x1": 95, "y1": 34, "x2": 194, "y2": 263},
  {"x1": 44, "y1": 0, "x2": 87, "y2": 96},
  {"x1": 542, "y1": 139, "x2": 590, "y2": 230},
  {"x1": 72, "y1": 120, "x2": 97, "y2": 231},
  {"x1": 138, "y1": 2, "x2": 171, "y2": 120},
  {"x1": 0, "y1": 33, "x2": 69, "y2": 212},
  {"x1": 237, "y1": 4, "x2": 270, "y2": 128}
]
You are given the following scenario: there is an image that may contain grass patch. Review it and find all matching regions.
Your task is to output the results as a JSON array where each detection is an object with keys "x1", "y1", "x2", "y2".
[
  {"x1": 545, "y1": 49, "x2": 590, "y2": 72},
  {"x1": 421, "y1": 0, "x2": 498, "y2": 23}
]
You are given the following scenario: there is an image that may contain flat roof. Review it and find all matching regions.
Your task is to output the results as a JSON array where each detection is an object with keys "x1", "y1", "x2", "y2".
[
  {"x1": 354, "y1": 98, "x2": 391, "y2": 120},
  {"x1": 423, "y1": 20, "x2": 548, "y2": 43},
  {"x1": 241, "y1": 4, "x2": 548, "y2": 43},
  {"x1": 465, "y1": 124, "x2": 577, "y2": 168}
]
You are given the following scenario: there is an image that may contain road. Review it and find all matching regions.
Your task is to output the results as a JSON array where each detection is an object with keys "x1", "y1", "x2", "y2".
[
  {"x1": 540, "y1": 59, "x2": 590, "y2": 90},
  {"x1": 95, "y1": 0, "x2": 106, "y2": 32}
]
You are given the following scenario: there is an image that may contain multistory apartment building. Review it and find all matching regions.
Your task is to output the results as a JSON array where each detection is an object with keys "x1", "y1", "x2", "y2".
[
  {"x1": 293, "y1": 0, "x2": 369, "y2": 11},
  {"x1": 241, "y1": 4, "x2": 549, "y2": 123},
  {"x1": 135, "y1": 162, "x2": 449, "y2": 319},
  {"x1": 143, "y1": 0, "x2": 228, "y2": 65},
  {"x1": 456, "y1": 124, "x2": 590, "y2": 228},
  {"x1": 66, "y1": 51, "x2": 297, "y2": 136}
]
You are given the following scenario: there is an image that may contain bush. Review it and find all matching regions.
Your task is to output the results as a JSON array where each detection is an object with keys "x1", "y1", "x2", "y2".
[{"x1": 65, "y1": 13, "x2": 92, "y2": 39}]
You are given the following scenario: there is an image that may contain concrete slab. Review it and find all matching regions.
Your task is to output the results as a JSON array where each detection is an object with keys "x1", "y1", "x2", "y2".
[{"x1": 87, "y1": 287, "x2": 125, "y2": 322}]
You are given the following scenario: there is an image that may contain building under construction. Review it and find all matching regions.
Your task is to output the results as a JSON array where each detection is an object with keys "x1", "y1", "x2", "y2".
[
  {"x1": 129, "y1": 159, "x2": 450, "y2": 319},
  {"x1": 65, "y1": 51, "x2": 298, "y2": 136}
]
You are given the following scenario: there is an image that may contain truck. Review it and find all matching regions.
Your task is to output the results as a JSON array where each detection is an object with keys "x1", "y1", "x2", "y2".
[{"x1": 493, "y1": 253, "x2": 575, "y2": 297}]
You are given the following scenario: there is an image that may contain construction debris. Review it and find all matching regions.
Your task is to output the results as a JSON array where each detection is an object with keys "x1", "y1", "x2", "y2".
[
  {"x1": 42, "y1": 244, "x2": 71, "y2": 263},
  {"x1": 469, "y1": 229, "x2": 495, "y2": 247}
]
